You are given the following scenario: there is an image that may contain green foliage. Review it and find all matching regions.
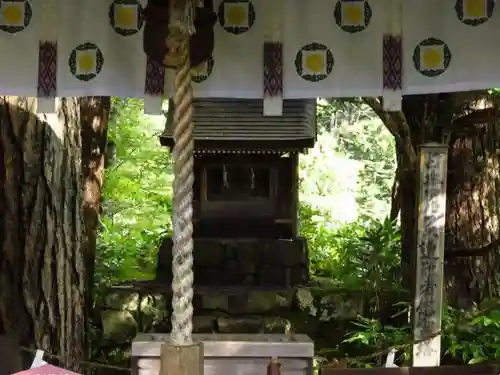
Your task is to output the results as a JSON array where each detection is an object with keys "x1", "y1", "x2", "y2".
[
  {"x1": 301, "y1": 204, "x2": 401, "y2": 294},
  {"x1": 337, "y1": 302, "x2": 500, "y2": 366},
  {"x1": 442, "y1": 302, "x2": 500, "y2": 364},
  {"x1": 93, "y1": 97, "x2": 500, "y2": 369},
  {"x1": 95, "y1": 98, "x2": 172, "y2": 288},
  {"x1": 303, "y1": 99, "x2": 396, "y2": 220},
  {"x1": 299, "y1": 134, "x2": 359, "y2": 225},
  {"x1": 342, "y1": 314, "x2": 412, "y2": 366},
  {"x1": 331, "y1": 117, "x2": 395, "y2": 215}
]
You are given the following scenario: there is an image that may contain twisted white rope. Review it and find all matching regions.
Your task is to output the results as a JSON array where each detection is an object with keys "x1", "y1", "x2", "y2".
[{"x1": 169, "y1": 0, "x2": 195, "y2": 346}]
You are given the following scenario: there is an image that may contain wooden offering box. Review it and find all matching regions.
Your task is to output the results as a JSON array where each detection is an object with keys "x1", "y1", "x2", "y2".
[{"x1": 132, "y1": 333, "x2": 314, "y2": 375}]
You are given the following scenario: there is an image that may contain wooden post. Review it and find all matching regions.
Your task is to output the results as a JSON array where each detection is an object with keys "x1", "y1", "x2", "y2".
[
  {"x1": 412, "y1": 143, "x2": 448, "y2": 367},
  {"x1": 291, "y1": 152, "x2": 299, "y2": 237},
  {"x1": 159, "y1": 342, "x2": 203, "y2": 375},
  {"x1": 321, "y1": 364, "x2": 498, "y2": 375}
]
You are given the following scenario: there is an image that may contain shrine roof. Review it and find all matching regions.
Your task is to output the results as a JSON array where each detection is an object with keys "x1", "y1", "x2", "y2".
[
  {"x1": 159, "y1": 137, "x2": 310, "y2": 154},
  {"x1": 161, "y1": 99, "x2": 316, "y2": 145}
]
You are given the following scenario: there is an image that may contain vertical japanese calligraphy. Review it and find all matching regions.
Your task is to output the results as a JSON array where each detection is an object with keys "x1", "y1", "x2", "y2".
[{"x1": 413, "y1": 143, "x2": 448, "y2": 367}]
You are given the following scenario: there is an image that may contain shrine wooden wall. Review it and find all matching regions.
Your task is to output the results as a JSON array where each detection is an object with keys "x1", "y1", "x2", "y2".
[{"x1": 191, "y1": 153, "x2": 298, "y2": 239}]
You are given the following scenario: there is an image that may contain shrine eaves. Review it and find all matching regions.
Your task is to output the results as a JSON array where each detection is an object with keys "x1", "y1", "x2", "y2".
[{"x1": 0, "y1": 0, "x2": 497, "y2": 106}]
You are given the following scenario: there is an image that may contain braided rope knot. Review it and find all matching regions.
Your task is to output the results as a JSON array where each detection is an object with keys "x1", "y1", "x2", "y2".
[
  {"x1": 164, "y1": 32, "x2": 188, "y2": 68},
  {"x1": 165, "y1": 0, "x2": 196, "y2": 68}
]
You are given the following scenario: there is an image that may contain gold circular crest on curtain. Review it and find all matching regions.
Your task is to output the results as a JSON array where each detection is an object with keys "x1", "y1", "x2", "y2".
[
  {"x1": 0, "y1": 0, "x2": 31, "y2": 34},
  {"x1": 295, "y1": 43, "x2": 334, "y2": 82},
  {"x1": 413, "y1": 38, "x2": 452, "y2": 78},
  {"x1": 109, "y1": 0, "x2": 144, "y2": 36},
  {"x1": 455, "y1": 0, "x2": 494, "y2": 26},
  {"x1": 69, "y1": 42, "x2": 104, "y2": 82},
  {"x1": 334, "y1": 0, "x2": 371, "y2": 34},
  {"x1": 218, "y1": 0, "x2": 255, "y2": 35}
]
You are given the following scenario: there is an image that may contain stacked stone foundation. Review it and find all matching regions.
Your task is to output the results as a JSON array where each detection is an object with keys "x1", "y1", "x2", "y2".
[{"x1": 156, "y1": 237, "x2": 309, "y2": 288}]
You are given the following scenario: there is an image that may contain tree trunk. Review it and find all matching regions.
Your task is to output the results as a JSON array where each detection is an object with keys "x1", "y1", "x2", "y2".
[
  {"x1": 444, "y1": 122, "x2": 500, "y2": 307},
  {"x1": 375, "y1": 93, "x2": 500, "y2": 309},
  {"x1": 398, "y1": 161, "x2": 417, "y2": 295},
  {"x1": 80, "y1": 97, "x2": 110, "y2": 355},
  {"x1": 0, "y1": 97, "x2": 86, "y2": 369}
]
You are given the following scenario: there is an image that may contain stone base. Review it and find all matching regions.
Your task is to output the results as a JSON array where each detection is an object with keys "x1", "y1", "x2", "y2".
[{"x1": 156, "y1": 237, "x2": 309, "y2": 288}]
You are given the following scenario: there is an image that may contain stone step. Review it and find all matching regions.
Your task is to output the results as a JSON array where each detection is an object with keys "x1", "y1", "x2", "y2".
[
  {"x1": 111, "y1": 281, "x2": 298, "y2": 315},
  {"x1": 180, "y1": 315, "x2": 290, "y2": 334}
]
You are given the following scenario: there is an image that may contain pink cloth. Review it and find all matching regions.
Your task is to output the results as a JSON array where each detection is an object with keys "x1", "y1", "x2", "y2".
[{"x1": 11, "y1": 364, "x2": 80, "y2": 375}]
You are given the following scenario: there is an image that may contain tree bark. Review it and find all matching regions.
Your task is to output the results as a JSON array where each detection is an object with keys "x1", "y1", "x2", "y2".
[
  {"x1": 369, "y1": 93, "x2": 500, "y2": 309},
  {"x1": 0, "y1": 97, "x2": 86, "y2": 369},
  {"x1": 80, "y1": 97, "x2": 110, "y2": 354},
  {"x1": 444, "y1": 122, "x2": 500, "y2": 307},
  {"x1": 389, "y1": 166, "x2": 401, "y2": 222}
]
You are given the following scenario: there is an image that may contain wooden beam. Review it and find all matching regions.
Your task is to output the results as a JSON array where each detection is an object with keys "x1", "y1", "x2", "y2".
[
  {"x1": 451, "y1": 108, "x2": 496, "y2": 129},
  {"x1": 321, "y1": 364, "x2": 498, "y2": 375},
  {"x1": 291, "y1": 152, "x2": 299, "y2": 237},
  {"x1": 413, "y1": 143, "x2": 448, "y2": 367}
]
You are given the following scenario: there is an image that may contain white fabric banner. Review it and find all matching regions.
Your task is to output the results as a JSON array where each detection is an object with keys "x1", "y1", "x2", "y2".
[
  {"x1": 0, "y1": 0, "x2": 39, "y2": 97},
  {"x1": 0, "y1": 0, "x2": 499, "y2": 99},
  {"x1": 195, "y1": 0, "x2": 265, "y2": 98},
  {"x1": 57, "y1": 0, "x2": 147, "y2": 97},
  {"x1": 283, "y1": 0, "x2": 387, "y2": 99},
  {"x1": 403, "y1": 0, "x2": 500, "y2": 94}
]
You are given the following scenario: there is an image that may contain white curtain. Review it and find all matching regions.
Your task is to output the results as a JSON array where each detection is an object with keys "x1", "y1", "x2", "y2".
[{"x1": 0, "y1": 0, "x2": 498, "y2": 99}]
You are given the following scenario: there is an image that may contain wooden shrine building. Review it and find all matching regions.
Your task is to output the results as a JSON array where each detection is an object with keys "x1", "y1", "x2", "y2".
[{"x1": 156, "y1": 99, "x2": 316, "y2": 289}]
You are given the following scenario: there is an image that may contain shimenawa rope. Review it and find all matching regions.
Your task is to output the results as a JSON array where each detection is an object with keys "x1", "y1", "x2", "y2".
[{"x1": 167, "y1": 0, "x2": 196, "y2": 346}]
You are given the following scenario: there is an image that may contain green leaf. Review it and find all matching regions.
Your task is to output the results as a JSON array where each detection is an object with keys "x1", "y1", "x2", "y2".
[{"x1": 468, "y1": 357, "x2": 487, "y2": 364}]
